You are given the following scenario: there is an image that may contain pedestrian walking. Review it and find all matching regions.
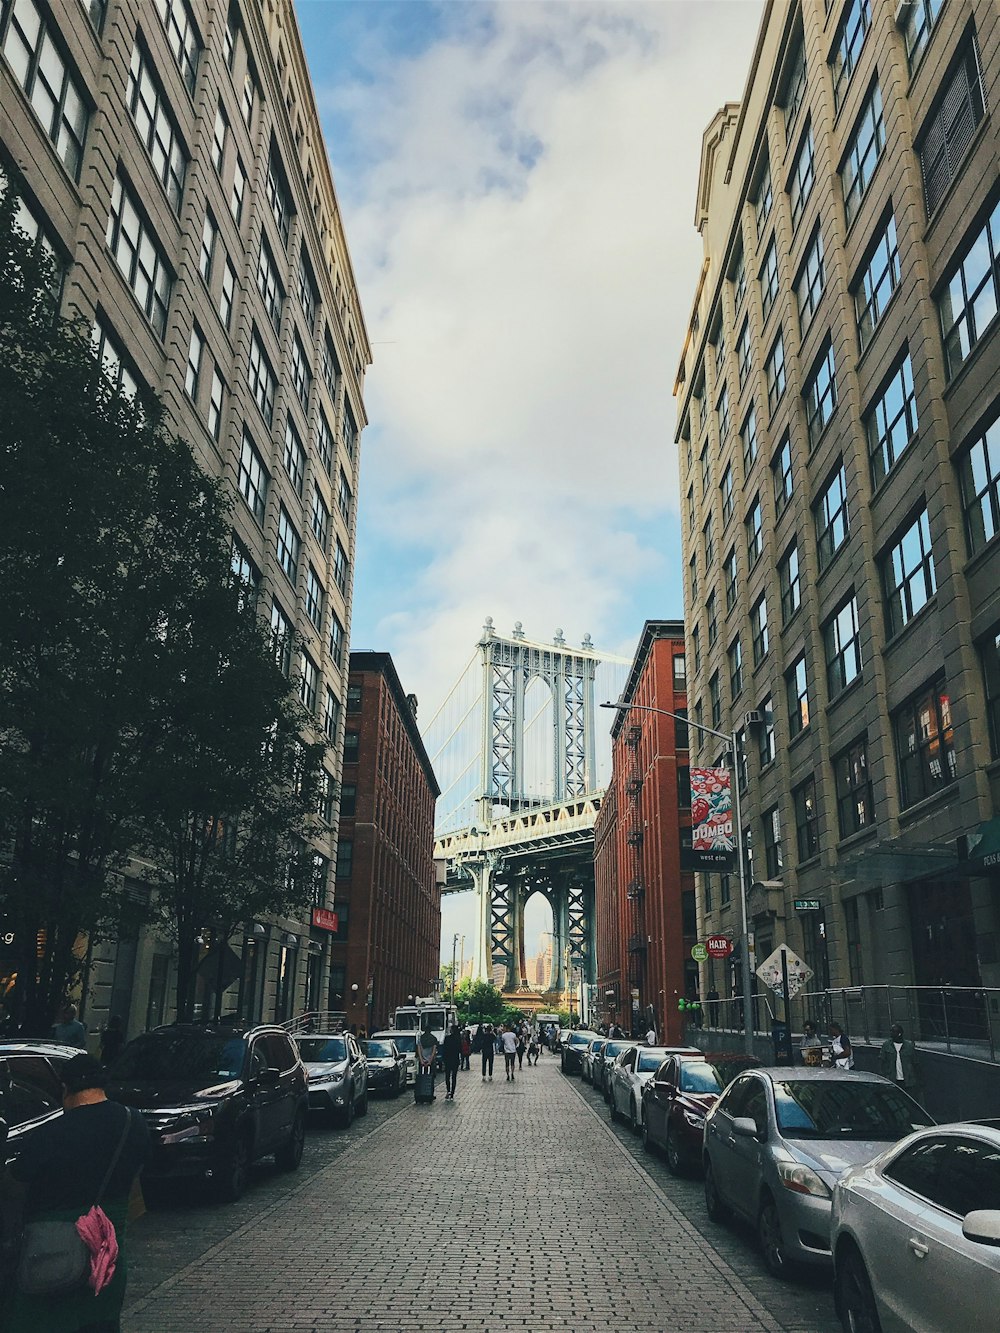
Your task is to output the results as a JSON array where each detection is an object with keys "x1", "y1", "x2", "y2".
[
  {"x1": 516, "y1": 1030, "x2": 526, "y2": 1070},
  {"x1": 645, "y1": 1024, "x2": 657, "y2": 1046},
  {"x1": 476, "y1": 1024, "x2": 495, "y2": 1080},
  {"x1": 441, "y1": 1023, "x2": 462, "y2": 1100},
  {"x1": 527, "y1": 1034, "x2": 539, "y2": 1065},
  {"x1": 829, "y1": 1022, "x2": 853, "y2": 1069},
  {"x1": 416, "y1": 1023, "x2": 439, "y2": 1073},
  {"x1": 99, "y1": 1015, "x2": 125, "y2": 1068},
  {"x1": 51, "y1": 1003, "x2": 87, "y2": 1050},
  {"x1": 0, "y1": 1052, "x2": 150, "y2": 1333},
  {"x1": 501, "y1": 1024, "x2": 518, "y2": 1080},
  {"x1": 459, "y1": 1028, "x2": 472, "y2": 1070},
  {"x1": 878, "y1": 1024, "x2": 921, "y2": 1096}
]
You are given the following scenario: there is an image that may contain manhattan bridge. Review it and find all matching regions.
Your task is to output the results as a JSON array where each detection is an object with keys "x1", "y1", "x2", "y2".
[{"x1": 423, "y1": 620, "x2": 631, "y2": 1000}]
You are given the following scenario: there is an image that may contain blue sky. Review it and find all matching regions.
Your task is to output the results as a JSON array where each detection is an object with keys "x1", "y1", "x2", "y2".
[{"x1": 295, "y1": 0, "x2": 764, "y2": 960}]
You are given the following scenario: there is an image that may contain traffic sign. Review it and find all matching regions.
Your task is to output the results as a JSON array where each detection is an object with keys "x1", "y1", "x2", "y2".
[
  {"x1": 706, "y1": 935, "x2": 734, "y2": 959},
  {"x1": 690, "y1": 943, "x2": 708, "y2": 963},
  {"x1": 756, "y1": 944, "x2": 813, "y2": 998}
]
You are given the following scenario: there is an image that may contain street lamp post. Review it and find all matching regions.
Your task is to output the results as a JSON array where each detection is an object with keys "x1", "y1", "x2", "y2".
[
  {"x1": 601, "y1": 699, "x2": 755, "y2": 1058},
  {"x1": 451, "y1": 932, "x2": 459, "y2": 1003}
]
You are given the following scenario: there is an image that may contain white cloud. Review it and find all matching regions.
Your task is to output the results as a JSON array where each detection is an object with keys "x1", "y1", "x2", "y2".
[{"x1": 316, "y1": 1, "x2": 763, "y2": 711}]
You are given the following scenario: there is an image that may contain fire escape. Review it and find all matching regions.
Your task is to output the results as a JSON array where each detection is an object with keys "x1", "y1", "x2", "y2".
[{"x1": 624, "y1": 724, "x2": 646, "y2": 1028}]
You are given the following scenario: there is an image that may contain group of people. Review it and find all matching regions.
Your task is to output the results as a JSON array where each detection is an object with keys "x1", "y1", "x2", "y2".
[
  {"x1": 800, "y1": 1019, "x2": 921, "y2": 1095},
  {"x1": 412, "y1": 1019, "x2": 549, "y2": 1099}
]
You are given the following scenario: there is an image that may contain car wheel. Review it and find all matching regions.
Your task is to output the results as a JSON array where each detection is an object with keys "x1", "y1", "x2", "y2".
[
  {"x1": 641, "y1": 1114, "x2": 655, "y2": 1154},
  {"x1": 666, "y1": 1123, "x2": 685, "y2": 1177},
  {"x1": 394, "y1": 1071, "x2": 403, "y2": 1097},
  {"x1": 758, "y1": 1195, "x2": 791, "y2": 1279},
  {"x1": 609, "y1": 1091, "x2": 619, "y2": 1123},
  {"x1": 835, "y1": 1247, "x2": 883, "y2": 1333},
  {"x1": 703, "y1": 1158, "x2": 729, "y2": 1223},
  {"x1": 358, "y1": 1087, "x2": 369, "y2": 1117},
  {"x1": 629, "y1": 1097, "x2": 638, "y2": 1133},
  {"x1": 275, "y1": 1111, "x2": 305, "y2": 1172},
  {"x1": 340, "y1": 1091, "x2": 355, "y2": 1128},
  {"x1": 216, "y1": 1133, "x2": 251, "y2": 1203}
]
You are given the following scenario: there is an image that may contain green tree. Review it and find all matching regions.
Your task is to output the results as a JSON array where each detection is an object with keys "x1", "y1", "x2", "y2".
[{"x1": 455, "y1": 979, "x2": 507, "y2": 1023}]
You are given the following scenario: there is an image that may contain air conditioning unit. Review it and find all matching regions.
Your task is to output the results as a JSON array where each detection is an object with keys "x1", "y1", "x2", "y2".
[{"x1": 744, "y1": 710, "x2": 763, "y2": 727}]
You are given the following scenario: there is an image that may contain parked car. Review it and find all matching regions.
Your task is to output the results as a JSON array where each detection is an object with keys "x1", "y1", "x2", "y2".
[
  {"x1": 0, "y1": 1040, "x2": 81, "y2": 1167},
  {"x1": 703, "y1": 1067, "x2": 933, "y2": 1279},
  {"x1": 581, "y1": 1037, "x2": 607, "y2": 1085},
  {"x1": 593, "y1": 1039, "x2": 636, "y2": 1101},
  {"x1": 372, "y1": 1029, "x2": 416, "y2": 1084},
  {"x1": 297, "y1": 1031, "x2": 368, "y2": 1124},
  {"x1": 107, "y1": 1022, "x2": 308, "y2": 1202},
  {"x1": 560, "y1": 1030, "x2": 601, "y2": 1076},
  {"x1": 361, "y1": 1038, "x2": 406, "y2": 1097},
  {"x1": 609, "y1": 1044, "x2": 702, "y2": 1132},
  {"x1": 832, "y1": 1119, "x2": 1000, "y2": 1333},
  {"x1": 642, "y1": 1053, "x2": 761, "y2": 1174}
]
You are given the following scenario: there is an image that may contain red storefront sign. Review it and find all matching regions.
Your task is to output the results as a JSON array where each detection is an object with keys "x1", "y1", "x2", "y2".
[
  {"x1": 706, "y1": 935, "x2": 734, "y2": 959},
  {"x1": 311, "y1": 907, "x2": 339, "y2": 933}
]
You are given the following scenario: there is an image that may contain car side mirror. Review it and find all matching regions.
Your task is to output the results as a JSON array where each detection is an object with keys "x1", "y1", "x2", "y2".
[
  {"x1": 963, "y1": 1211, "x2": 1000, "y2": 1247},
  {"x1": 732, "y1": 1116, "x2": 761, "y2": 1139},
  {"x1": 259, "y1": 1067, "x2": 280, "y2": 1087}
]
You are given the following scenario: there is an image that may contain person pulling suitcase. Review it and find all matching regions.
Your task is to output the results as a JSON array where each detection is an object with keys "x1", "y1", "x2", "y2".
[{"x1": 414, "y1": 1024, "x2": 439, "y2": 1103}]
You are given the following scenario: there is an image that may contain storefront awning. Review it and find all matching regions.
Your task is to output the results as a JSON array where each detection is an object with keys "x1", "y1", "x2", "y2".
[
  {"x1": 962, "y1": 818, "x2": 1000, "y2": 872},
  {"x1": 838, "y1": 840, "x2": 957, "y2": 889}
]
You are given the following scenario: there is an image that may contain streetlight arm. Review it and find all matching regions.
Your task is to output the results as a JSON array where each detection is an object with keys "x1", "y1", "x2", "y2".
[{"x1": 600, "y1": 699, "x2": 734, "y2": 748}]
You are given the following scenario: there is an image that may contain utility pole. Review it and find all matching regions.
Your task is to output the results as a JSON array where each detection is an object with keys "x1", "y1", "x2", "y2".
[{"x1": 451, "y1": 933, "x2": 459, "y2": 1002}]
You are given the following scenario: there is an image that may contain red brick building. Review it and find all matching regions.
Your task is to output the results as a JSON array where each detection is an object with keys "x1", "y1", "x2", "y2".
[
  {"x1": 594, "y1": 621, "x2": 694, "y2": 1044},
  {"x1": 332, "y1": 652, "x2": 440, "y2": 1031}
]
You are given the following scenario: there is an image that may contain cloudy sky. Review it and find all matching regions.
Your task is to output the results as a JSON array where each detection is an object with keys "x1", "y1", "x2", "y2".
[{"x1": 296, "y1": 0, "x2": 764, "y2": 961}]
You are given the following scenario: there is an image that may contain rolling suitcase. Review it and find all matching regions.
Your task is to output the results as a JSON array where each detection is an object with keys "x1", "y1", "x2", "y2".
[{"x1": 414, "y1": 1069, "x2": 435, "y2": 1103}]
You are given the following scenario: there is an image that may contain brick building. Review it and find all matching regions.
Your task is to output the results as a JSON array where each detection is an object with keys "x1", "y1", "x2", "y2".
[
  {"x1": 333, "y1": 652, "x2": 441, "y2": 1032},
  {"x1": 594, "y1": 622, "x2": 694, "y2": 1043}
]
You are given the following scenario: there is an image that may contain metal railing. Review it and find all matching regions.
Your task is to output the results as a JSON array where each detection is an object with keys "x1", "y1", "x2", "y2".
[
  {"x1": 699, "y1": 985, "x2": 1000, "y2": 1064},
  {"x1": 281, "y1": 1010, "x2": 347, "y2": 1036}
]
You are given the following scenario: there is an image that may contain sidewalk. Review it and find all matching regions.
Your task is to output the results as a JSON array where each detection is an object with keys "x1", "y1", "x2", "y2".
[{"x1": 124, "y1": 1057, "x2": 783, "y2": 1332}]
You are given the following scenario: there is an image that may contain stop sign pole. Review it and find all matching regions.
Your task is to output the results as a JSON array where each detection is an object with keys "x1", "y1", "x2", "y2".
[{"x1": 601, "y1": 700, "x2": 755, "y2": 1057}]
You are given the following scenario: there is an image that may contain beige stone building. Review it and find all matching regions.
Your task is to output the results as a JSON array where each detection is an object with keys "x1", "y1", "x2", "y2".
[
  {"x1": 0, "y1": 0, "x2": 370, "y2": 1034},
  {"x1": 674, "y1": 0, "x2": 1000, "y2": 1030}
]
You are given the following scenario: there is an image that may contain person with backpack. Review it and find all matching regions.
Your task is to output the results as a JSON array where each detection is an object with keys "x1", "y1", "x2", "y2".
[
  {"x1": 459, "y1": 1028, "x2": 472, "y2": 1071},
  {"x1": 441, "y1": 1024, "x2": 462, "y2": 1100},
  {"x1": 475, "y1": 1024, "x2": 495, "y2": 1080}
]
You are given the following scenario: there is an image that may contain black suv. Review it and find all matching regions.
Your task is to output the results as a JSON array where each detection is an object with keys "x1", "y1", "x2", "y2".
[{"x1": 107, "y1": 1022, "x2": 308, "y2": 1202}]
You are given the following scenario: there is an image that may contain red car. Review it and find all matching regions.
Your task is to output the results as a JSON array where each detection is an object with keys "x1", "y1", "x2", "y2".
[{"x1": 641, "y1": 1052, "x2": 761, "y2": 1175}]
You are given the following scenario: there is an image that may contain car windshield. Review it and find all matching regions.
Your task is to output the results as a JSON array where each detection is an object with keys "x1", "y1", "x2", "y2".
[
  {"x1": 638, "y1": 1052, "x2": 666, "y2": 1073},
  {"x1": 773, "y1": 1080, "x2": 933, "y2": 1140},
  {"x1": 679, "y1": 1062, "x2": 725, "y2": 1094},
  {"x1": 590, "y1": 1041, "x2": 606, "y2": 1054},
  {"x1": 297, "y1": 1037, "x2": 347, "y2": 1063},
  {"x1": 569, "y1": 1033, "x2": 594, "y2": 1048},
  {"x1": 389, "y1": 1034, "x2": 416, "y2": 1053},
  {"x1": 363, "y1": 1041, "x2": 393, "y2": 1059},
  {"x1": 111, "y1": 1033, "x2": 247, "y2": 1082},
  {"x1": 604, "y1": 1042, "x2": 632, "y2": 1059}
]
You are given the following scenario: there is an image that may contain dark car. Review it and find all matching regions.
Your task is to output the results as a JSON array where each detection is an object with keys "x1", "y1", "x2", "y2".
[
  {"x1": 560, "y1": 1030, "x2": 600, "y2": 1076},
  {"x1": 361, "y1": 1039, "x2": 406, "y2": 1097},
  {"x1": 593, "y1": 1039, "x2": 637, "y2": 1101},
  {"x1": 297, "y1": 1031, "x2": 368, "y2": 1123},
  {"x1": 641, "y1": 1053, "x2": 761, "y2": 1175},
  {"x1": 107, "y1": 1022, "x2": 308, "y2": 1203},
  {"x1": 0, "y1": 1041, "x2": 82, "y2": 1167}
]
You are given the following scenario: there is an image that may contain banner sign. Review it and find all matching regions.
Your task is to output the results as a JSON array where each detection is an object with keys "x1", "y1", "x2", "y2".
[
  {"x1": 311, "y1": 907, "x2": 339, "y2": 933},
  {"x1": 683, "y1": 767, "x2": 735, "y2": 870}
]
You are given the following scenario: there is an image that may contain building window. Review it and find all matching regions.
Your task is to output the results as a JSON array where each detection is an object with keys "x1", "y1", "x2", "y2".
[
  {"x1": 127, "y1": 42, "x2": 187, "y2": 212},
  {"x1": 765, "y1": 331, "x2": 786, "y2": 413},
  {"x1": 728, "y1": 637, "x2": 743, "y2": 699},
  {"x1": 248, "y1": 331, "x2": 276, "y2": 426},
  {"x1": 316, "y1": 410, "x2": 334, "y2": 475},
  {"x1": 91, "y1": 318, "x2": 140, "y2": 403},
  {"x1": 323, "y1": 334, "x2": 340, "y2": 399},
  {"x1": 824, "y1": 594, "x2": 862, "y2": 697},
  {"x1": 219, "y1": 258, "x2": 235, "y2": 331},
  {"x1": 783, "y1": 37, "x2": 807, "y2": 138},
  {"x1": 706, "y1": 591, "x2": 718, "y2": 647},
  {"x1": 223, "y1": 10, "x2": 237, "y2": 69},
  {"x1": 106, "y1": 175, "x2": 171, "y2": 338},
  {"x1": 79, "y1": 0, "x2": 107, "y2": 33},
  {"x1": 256, "y1": 238, "x2": 284, "y2": 331},
  {"x1": 724, "y1": 548, "x2": 738, "y2": 611},
  {"x1": 266, "y1": 149, "x2": 293, "y2": 247},
  {"x1": 720, "y1": 465, "x2": 734, "y2": 525},
  {"x1": 841, "y1": 83, "x2": 884, "y2": 227},
  {"x1": 893, "y1": 677, "x2": 955, "y2": 808},
  {"x1": 794, "y1": 227, "x2": 825, "y2": 330},
  {"x1": 675, "y1": 708, "x2": 689, "y2": 750},
  {"x1": 343, "y1": 731, "x2": 359, "y2": 764},
  {"x1": 329, "y1": 612, "x2": 345, "y2": 666},
  {"x1": 736, "y1": 319, "x2": 751, "y2": 387},
  {"x1": 703, "y1": 513, "x2": 715, "y2": 569},
  {"x1": 855, "y1": 213, "x2": 899, "y2": 351},
  {"x1": 700, "y1": 445, "x2": 710, "y2": 495},
  {"x1": 687, "y1": 486, "x2": 695, "y2": 535},
  {"x1": 759, "y1": 701, "x2": 776, "y2": 769},
  {"x1": 208, "y1": 368, "x2": 224, "y2": 441},
  {"x1": 211, "y1": 102, "x2": 227, "y2": 173},
  {"x1": 831, "y1": 0, "x2": 871, "y2": 110},
  {"x1": 779, "y1": 541, "x2": 800, "y2": 623},
  {"x1": 794, "y1": 777, "x2": 819, "y2": 862},
  {"x1": 299, "y1": 651, "x2": 318, "y2": 713},
  {"x1": 732, "y1": 247, "x2": 746, "y2": 309},
  {"x1": 772, "y1": 436, "x2": 793, "y2": 513},
  {"x1": 717, "y1": 382, "x2": 730, "y2": 439},
  {"x1": 709, "y1": 671, "x2": 722, "y2": 728},
  {"x1": 241, "y1": 71, "x2": 255, "y2": 130},
  {"x1": 845, "y1": 897, "x2": 863, "y2": 984},
  {"x1": 815, "y1": 462, "x2": 849, "y2": 570},
  {"x1": 834, "y1": 735, "x2": 875, "y2": 837},
  {"x1": 333, "y1": 539, "x2": 348, "y2": 595},
  {"x1": 902, "y1": 0, "x2": 943, "y2": 70},
  {"x1": 919, "y1": 43, "x2": 986, "y2": 218},
  {"x1": 882, "y1": 506, "x2": 935, "y2": 637},
  {"x1": 335, "y1": 840, "x2": 353, "y2": 880},
  {"x1": 760, "y1": 238, "x2": 779, "y2": 319},
  {"x1": 277, "y1": 506, "x2": 300, "y2": 585},
  {"x1": 786, "y1": 653, "x2": 809, "y2": 735},
  {"x1": 238, "y1": 429, "x2": 268, "y2": 524},
  {"x1": 311, "y1": 488, "x2": 330, "y2": 549},
  {"x1": 755, "y1": 159, "x2": 773, "y2": 238},
  {"x1": 692, "y1": 624, "x2": 701, "y2": 674},
  {"x1": 689, "y1": 554, "x2": 698, "y2": 603},
  {"x1": 338, "y1": 468, "x2": 353, "y2": 523},
  {"x1": 938, "y1": 200, "x2": 1000, "y2": 379},
  {"x1": 323, "y1": 687, "x2": 340, "y2": 742},
  {"x1": 804, "y1": 340, "x2": 837, "y2": 446},
  {"x1": 291, "y1": 333, "x2": 312, "y2": 411},
  {"x1": 874, "y1": 353, "x2": 918, "y2": 473},
  {"x1": 751, "y1": 594, "x2": 769, "y2": 666},
  {"x1": 673, "y1": 654, "x2": 686, "y2": 686},
  {"x1": 788, "y1": 125, "x2": 815, "y2": 230},
  {"x1": 2, "y1": 0, "x2": 89, "y2": 179},
  {"x1": 199, "y1": 210, "x2": 216, "y2": 282},
  {"x1": 298, "y1": 250, "x2": 317, "y2": 328},
  {"x1": 339, "y1": 784, "x2": 357, "y2": 819},
  {"x1": 980, "y1": 629, "x2": 1000, "y2": 758},
  {"x1": 184, "y1": 325, "x2": 202, "y2": 400},
  {"x1": 230, "y1": 156, "x2": 246, "y2": 224},
  {"x1": 745, "y1": 496, "x2": 763, "y2": 566},
  {"x1": 741, "y1": 404, "x2": 758, "y2": 473},
  {"x1": 230, "y1": 536, "x2": 260, "y2": 604},
  {"x1": 714, "y1": 326, "x2": 727, "y2": 378},
  {"x1": 270, "y1": 598, "x2": 292, "y2": 675},
  {"x1": 283, "y1": 418, "x2": 305, "y2": 496},
  {"x1": 305, "y1": 565, "x2": 323, "y2": 629},
  {"x1": 959, "y1": 408, "x2": 1000, "y2": 555},
  {"x1": 155, "y1": 0, "x2": 200, "y2": 95}
]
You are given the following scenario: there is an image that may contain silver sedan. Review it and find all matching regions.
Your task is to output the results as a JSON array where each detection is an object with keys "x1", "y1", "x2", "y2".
[
  {"x1": 832, "y1": 1120, "x2": 1000, "y2": 1332},
  {"x1": 609, "y1": 1044, "x2": 702, "y2": 1132}
]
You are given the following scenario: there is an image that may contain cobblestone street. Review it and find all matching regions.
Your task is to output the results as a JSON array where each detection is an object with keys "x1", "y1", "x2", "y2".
[{"x1": 123, "y1": 1056, "x2": 842, "y2": 1332}]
